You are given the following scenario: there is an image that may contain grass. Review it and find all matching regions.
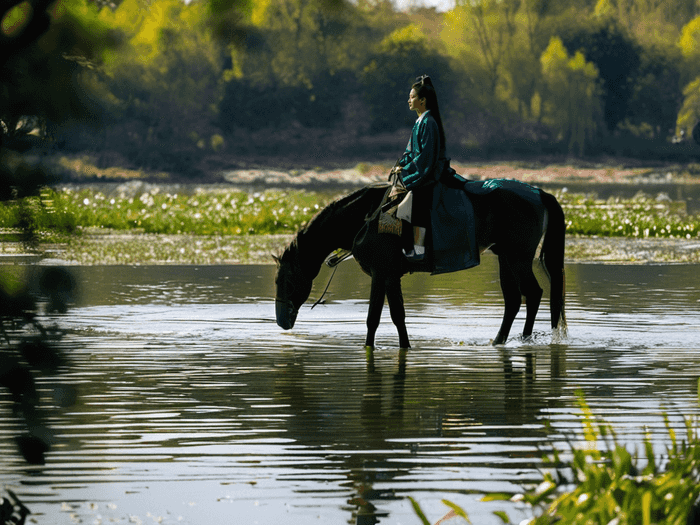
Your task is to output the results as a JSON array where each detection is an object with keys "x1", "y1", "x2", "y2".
[
  {"x1": 415, "y1": 392, "x2": 700, "y2": 525},
  {"x1": 0, "y1": 187, "x2": 329, "y2": 238},
  {"x1": 0, "y1": 187, "x2": 699, "y2": 241},
  {"x1": 560, "y1": 192, "x2": 697, "y2": 239}
]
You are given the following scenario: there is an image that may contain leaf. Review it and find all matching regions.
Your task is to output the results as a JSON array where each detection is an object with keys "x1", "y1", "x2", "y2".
[
  {"x1": 492, "y1": 510, "x2": 511, "y2": 524},
  {"x1": 407, "y1": 496, "x2": 431, "y2": 525},
  {"x1": 481, "y1": 493, "x2": 513, "y2": 502},
  {"x1": 441, "y1": 500, "x2": 471, "y2": 523},
  {"x1": 642, "y1": 491, "x2": 652, "y2": 525}
]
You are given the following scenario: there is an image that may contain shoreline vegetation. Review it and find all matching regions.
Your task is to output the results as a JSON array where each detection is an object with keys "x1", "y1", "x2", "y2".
[{"x1": 4, "y1": 156, "x2": 700, "y2": 265}]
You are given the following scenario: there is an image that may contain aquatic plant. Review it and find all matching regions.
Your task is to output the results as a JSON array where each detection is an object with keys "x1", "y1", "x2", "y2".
[
  {"x1": 0, "y1": 187, "x2": 326, "y2": 237},
  {"x1": 1, "y1": 187, "x2": 700, "y2": 241},
  {"x1": 414, "y1": 392, "x2": 700, "y2": 525},
  {"x1": 557, "y1": 191, "x2": 698, "y2": 239}
]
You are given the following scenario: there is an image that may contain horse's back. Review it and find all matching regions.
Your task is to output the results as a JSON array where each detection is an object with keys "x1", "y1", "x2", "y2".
[{"x1": 468, "y1": 181, "x2": 548, "y2": 255}]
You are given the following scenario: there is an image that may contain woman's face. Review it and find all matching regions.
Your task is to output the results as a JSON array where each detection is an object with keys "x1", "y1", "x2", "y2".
[{"x1": 408, "y1": 88, "x2": 426, "y2": 114}]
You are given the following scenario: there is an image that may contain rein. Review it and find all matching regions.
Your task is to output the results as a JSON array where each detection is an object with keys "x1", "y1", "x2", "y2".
[
  {"x1": 311, "y1": 182, "x2": 398, "y2": 311},
  {"x1": 310, "y1": 264, "x2": 338, "y2": 310}
]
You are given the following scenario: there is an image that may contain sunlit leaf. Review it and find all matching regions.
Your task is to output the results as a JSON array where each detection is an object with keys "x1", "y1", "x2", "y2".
[
  {"x1": 407, "y1": 496, "x2": 430, "y2": 525},
  {"x1": 481, "y1": 493, "x2": 512, "y2": 502},
  {"x1": 1, "y1": 1, "x2": 32, "y2": 37},
  {"x1": 441, "y1": 500, "x2": 471, "y2": 523}
]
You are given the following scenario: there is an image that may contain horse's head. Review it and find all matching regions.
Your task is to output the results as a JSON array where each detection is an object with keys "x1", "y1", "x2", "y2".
[{"x1": 274, "y1": 243, "x2": 313, "y2": 330}]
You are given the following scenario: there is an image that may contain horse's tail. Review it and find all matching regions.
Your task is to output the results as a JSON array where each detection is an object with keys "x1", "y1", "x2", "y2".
[{"x1": 539, "y1": 190, "x2": 567, "y2": 339}]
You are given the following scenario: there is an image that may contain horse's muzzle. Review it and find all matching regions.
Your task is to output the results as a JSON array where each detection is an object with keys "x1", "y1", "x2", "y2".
[{"x1": 275, "y1": 299, "x2": 297, "y2": 330}]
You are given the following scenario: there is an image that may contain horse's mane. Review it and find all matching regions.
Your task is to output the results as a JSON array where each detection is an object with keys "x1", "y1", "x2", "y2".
[
  {"x1": 276, "y1": 184, "x2": 387, "y2": 261},
  {"x1": 301, "y1": 185, "x2": 382, "y2": 234}
]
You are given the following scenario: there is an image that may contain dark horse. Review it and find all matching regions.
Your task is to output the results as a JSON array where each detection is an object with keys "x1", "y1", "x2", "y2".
[{"x1": 274, "y1": 182, "x2": 566, "y2": 348}]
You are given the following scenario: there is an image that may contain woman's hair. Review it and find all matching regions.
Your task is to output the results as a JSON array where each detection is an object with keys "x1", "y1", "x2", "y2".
[{"x1": 412, "y1": 75, "x2": 446, "y2": 151}]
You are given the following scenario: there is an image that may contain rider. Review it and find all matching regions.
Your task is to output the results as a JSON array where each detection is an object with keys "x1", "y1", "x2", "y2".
[{"x1": 395, "y1": 75, "x2": 459, "y2": 261}]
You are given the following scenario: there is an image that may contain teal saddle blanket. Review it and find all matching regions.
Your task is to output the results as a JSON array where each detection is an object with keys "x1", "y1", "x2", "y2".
[{"x1": 429, "y1": 177, "x2": 543, "y2": 275}]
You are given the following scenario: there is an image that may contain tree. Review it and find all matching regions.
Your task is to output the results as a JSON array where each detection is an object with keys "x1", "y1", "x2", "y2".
[
  {"x1": 540, "y1": 36, "x2": 603, "y2": 155},
  {"x1": 675, "y1": 16, "x2": 700, "y2": 136},
  {"x1": 625, "y1": 43, "x2": 683, "y2": 139},
  {"x1": 446, "y1": 0, "x2": 519, "y2": 99},
  {"x1": 0, "y1": 0, "x2": 117, "y2": 145},
  {"x1": 360, "y1": 24, "x2": 454, "y2": 132},
  {"x1": 559, "y1": 17, "x2": 640, "y2": 132},
  {"x1": 219, "y1": 0, "x2": 362, "y2": 130},
  {"x1": 93, "y1": 0, "x2": 227, "y2": 162}
]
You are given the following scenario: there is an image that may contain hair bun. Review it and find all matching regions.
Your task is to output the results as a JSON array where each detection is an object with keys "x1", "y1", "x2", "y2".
[{"x1": 416, "y1": 75, "x2": 433, "y2": 87}]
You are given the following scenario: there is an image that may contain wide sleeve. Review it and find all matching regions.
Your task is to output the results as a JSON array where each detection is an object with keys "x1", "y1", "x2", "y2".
[
  {"x1": 397, "y1": 136, "x2": 413, "y2": 168},
  {"x1": 399, "y1": 117, "x2": 439, "y2": 189}
]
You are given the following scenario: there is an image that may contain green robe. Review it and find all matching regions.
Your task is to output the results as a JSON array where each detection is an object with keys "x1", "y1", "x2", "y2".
[
  {"x1": 397, "y1": 110, "x2": 479, "y2": 274},
  {"x1": 397, "y1": 110, "x2": 445, "y2": 189}
]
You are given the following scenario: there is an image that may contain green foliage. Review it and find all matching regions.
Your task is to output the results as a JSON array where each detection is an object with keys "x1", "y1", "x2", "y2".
[
  {"x1": 0, "y1": 0, "x2": 117, "y2": 141},
  {"x1": 559, "y1": 190, "x2": 700, "y2": 238},
  {"x1": 412, "y1": 393, "x2": 700, "y2": 525},
  {"x1": 558, "y1": 17, "x2": 641, "y2": 132},
  {"x1": 676, "y1": 17, "x2": 700, "y2": 138},
  {"x1": 4, "y1": 187, "x2": 700, "y2": 242},
  {"x1": 97, "y1": 0, "x2": 225, "y2": 149},
  {"x1": 361, "y1": 25, "x2": 454, "y2": 132},
  {"x1": 540, "y1": 37, "x2": 603, "y2": 156},
  {"x1": 0, "y1": 187, "x2": 328, "y2": 236},
  {"x1": 6, "y1": 0, "x2": 700, "y2": 162},
  {"x1": 408, "y1": 496, "x2": 431, "y2": 525},
  {"x1": 624, "y1": 43, "x2": 683, "y2": 140},
  {"x1": 219, "y1": 0, "x2": 364, "y2": 130},
  {"x1": 519, "y1": 396, "x2": 700, "y2": 525},
  {"x1": 677, "y1": 77, "x2": 700, "y2": 137}
]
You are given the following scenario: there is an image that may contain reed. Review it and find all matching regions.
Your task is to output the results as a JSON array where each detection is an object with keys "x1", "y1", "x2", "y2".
[{"x1": 416, "y1": 391, "x2": 700, "y2": 525}]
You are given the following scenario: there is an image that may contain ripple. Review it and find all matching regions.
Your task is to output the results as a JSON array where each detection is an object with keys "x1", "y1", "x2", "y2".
[{"x1": 4, "y1": 263, "x2": 700, "y2": 524}]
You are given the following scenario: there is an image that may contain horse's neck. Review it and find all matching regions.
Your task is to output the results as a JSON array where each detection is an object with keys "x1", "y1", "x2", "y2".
[{"x1": 296, "y1": 186, "x2": 385, "y2": 279}]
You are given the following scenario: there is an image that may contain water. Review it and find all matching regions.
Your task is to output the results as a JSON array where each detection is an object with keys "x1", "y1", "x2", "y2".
[{"x1": 2, "y1": 258, "x2": 700, "y2": 524}]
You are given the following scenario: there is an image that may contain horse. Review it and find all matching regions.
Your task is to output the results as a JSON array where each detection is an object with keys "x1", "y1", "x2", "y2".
[{"x1": 274, "y1": 181, "x2": 566, "y2": 348}]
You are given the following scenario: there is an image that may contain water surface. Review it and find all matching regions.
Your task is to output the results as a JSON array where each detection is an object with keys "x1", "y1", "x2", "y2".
[{"x1": 2, "y1": 257, "x2": 700, "y2": 525}]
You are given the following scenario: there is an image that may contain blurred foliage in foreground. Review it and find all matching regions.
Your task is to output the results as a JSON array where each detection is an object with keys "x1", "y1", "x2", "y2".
[
  {"x1": 0, "y1": 262, "x2": 77, "y2": 466},
  {"x1": 0, "y1": 187, "x2": 698, "y2": 240},
  {"x1": 414, "y1": 392, "x2": 700, "y2": 525}
]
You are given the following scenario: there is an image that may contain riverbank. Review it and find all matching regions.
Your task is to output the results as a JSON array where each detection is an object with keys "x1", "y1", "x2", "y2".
[
  {"x1": 3, "y1": 232, "x2": 700, "y2": 265},
  {"x1": 50, "y1": 151, "x2": 700, "y2": 187},
  {"x1": 4, "y1": 158, "x2": 700, "y2": 265}
]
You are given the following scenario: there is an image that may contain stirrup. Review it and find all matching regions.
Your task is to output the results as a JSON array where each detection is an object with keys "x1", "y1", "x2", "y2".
[{"x1": 325, "y1": 249, "x2": 353, "y2": 267}]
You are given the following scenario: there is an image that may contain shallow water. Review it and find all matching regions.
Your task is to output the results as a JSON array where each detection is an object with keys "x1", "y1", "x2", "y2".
[{"x1": 3, "y1": 257, "x2": 700, "y2": 525}]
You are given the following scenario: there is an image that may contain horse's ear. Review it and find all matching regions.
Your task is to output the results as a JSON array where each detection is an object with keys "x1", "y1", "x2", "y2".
[{"x1": 271, "y1": 253, "x2": 281, "y2": 265}]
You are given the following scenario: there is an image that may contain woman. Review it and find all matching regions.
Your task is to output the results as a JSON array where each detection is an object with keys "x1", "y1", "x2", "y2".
[{"x1": 396, "y1": 75, "x2": 458, "y2": 260}]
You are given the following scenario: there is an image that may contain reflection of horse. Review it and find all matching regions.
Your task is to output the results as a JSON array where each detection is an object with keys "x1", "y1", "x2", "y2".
[{"x1": 275, "y1": 182, "x2": 566, "y2": 347}]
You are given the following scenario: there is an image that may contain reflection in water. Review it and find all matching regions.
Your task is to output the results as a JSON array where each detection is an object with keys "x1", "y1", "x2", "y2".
[{"x1": 2, "y1": 261, "x2": 700, "y2": 524}]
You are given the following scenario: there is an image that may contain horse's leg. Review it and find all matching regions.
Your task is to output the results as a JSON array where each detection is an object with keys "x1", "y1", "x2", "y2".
[
  {"x1": 518, "y1": 263, "x2": 543, "y2": 339},
  {"x1": 493, "y1": 256, "x2": 522, "y2": 345},
  {"x1": 496, "y1": 255, "x2": 543, "y2": 343},
  {"x1": 385, "y1": 275, "x2": 410, "y2": 349},
  {"x1": 365, "y1": 273, "x2": 386, "y2": 349}
]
